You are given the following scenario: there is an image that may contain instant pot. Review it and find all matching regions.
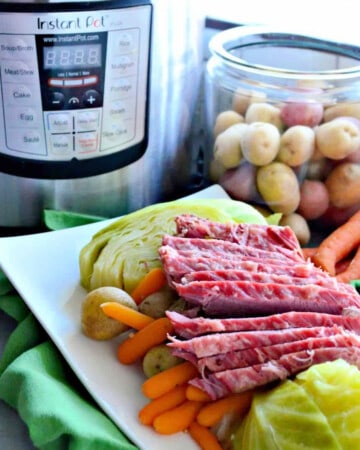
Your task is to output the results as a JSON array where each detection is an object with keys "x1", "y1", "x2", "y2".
[{"x1": 0, "y1": 0, "x2": 204, "y2": 227}]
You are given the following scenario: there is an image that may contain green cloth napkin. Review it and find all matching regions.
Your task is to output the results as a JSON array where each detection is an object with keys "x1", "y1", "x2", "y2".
[{"x1": 0, "y1": 211, "x2": 138, "y2": 450}]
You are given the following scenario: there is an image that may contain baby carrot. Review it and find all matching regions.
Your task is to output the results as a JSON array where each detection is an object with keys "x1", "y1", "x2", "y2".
[
  {"x1": 313, "y1": 210, "x2": 360, "y2": 276},
  {"x1": 301, "y1": 247, "x2": 317, "y2": 261},
  {"x1": 117, "y1": 317, "x2": 173, "y2": 365},
  {"x1": 142, "y1": 361, "x2": 199, "y2": 399},
  {"x1": 153, "y1": 400, "x2": 203, "y2": 435},
  {"x1": 138, "y1": 384, "x2": 188, "y2": 426},
  {"x1": 100, "y1": 302, "x2": 154, "y2": 330},
  {"x1": 336, "y1": 245, "x2": 360, "y2": 283},
  {"x1": 197, "y1": 391, "x2": 253, "y2": 428},
  {"x1": 186, "y1": 384, "x2": 212, "y2": 402},
  {"x1": 131, "y1": 267, "x2": 167, "y2": 305},
  {"x1": 188, "y1": 421, "x2": 223, "y2": 450}
]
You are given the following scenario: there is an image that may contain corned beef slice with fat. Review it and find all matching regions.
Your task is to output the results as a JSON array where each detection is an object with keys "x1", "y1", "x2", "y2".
[
  {"x1": 196, "y1": 331, "x2": 360, "y2": 373},
  {"x1": 189, "y1": 346, "x2": 360, "y2": 399},
  {"x1": 166, "y1": 309, "x2": 360, "y2": 339},
  {"x1": 168, "y1": 325, "x2": 348, "y2": 358},
  {"x1": 159, "y1": 248, "x2": 312, "y2": 284},
  {"x1": 174, "y1": 280, "x2": 360, "y2": 316},
  {"x1": 162, "y1": 234, "x2": 302, "y2": 262},
  {"x1": 175, "y1": 214, "x2": 302, "y2": 255}
]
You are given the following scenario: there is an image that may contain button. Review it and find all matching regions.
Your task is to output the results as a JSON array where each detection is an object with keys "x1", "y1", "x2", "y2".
[
  {"x1": 108, "y1": 77, "x2": 135, "y2": 99},
  {"x1": 50, "y1": 134, "x2": 73, "y2": 156},
  {"x1": 76, "y1": 131, "x2": 99, "y2": 153},
  {"x1": 6, "y1": 129, "x2": 46, "y2": 155},
  {"x1": 108, "y1": 99, "x2": 135, "y2": 119},
  {"x1": 47, "y1": 112, "x2": 73, "y2": 133},
  {"x1": 48, "y1": 92, "x2": 65, "y2": 109},
  {"x1": 110, "y1": 55, "x2": 136, "y2": 76},
  {"x1": 64, "y1": 78, "x2": 83, "y2": 87},
  {"x1": 82, "y1": 90, "x2": 101, "y2": 107},
  {"x1": 10, "y1": 84, "x2": 33, "y2": 103},
  {"x1": 116, "y1": 32, "x2": 135, "y2": 53},
  {"x1": 75, "y1": 110, "x2": 100, "y2": 131},
  {"x1": 49, "y1": 78, "x2": 64, "y2": 87},
  {"x1": 7, "y1": 106, "x2": 37, "y2": 127},
  {"x1": 1, "y1": 60, "x2": 36, "y2": 83},
  {"x1": 68, "y1": 97, "x2": 81, "y2": 108},
  {"x1": 83, "y1": 76, "x2": 98, "y2": 86}
]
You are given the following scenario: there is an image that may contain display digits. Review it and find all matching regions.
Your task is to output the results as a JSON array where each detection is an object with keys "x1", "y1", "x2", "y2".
[{"x1": 44, "y1": 44, "x2": 101, "y2": 69}]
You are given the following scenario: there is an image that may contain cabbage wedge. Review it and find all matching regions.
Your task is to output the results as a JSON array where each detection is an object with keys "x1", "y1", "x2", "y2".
[{"x1": 79, "y1": 198, "x2": 268, "y2": 293}]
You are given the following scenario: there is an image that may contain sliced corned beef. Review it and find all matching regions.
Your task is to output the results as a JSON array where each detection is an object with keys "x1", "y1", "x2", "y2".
[
  {"x1": 196, "y1": 331, "x2": 360, "y2": 373},
  {"x1": 175, "y1": 214, "x2": 302, "y2": 255},
  {"x1": 173, "y1": 280, "x2": 360, "y2": 316},
  {"x1": 168, "y1": 325, "x2": 346, "y2": 358},
  {"x1": 159, "y1": 247, "x2": 312, "y2": 284},
  {"x1": 166, "y1": 309, "x2": 360, "y2": 339},
  {"x1": 189, "y1": 347, "x2": 360, "y2": 399},
  {"x1": 180, "y1": 269, "x2": 342, "y2": 290},
  {"x1": 162, "y1": 234, "x2": 302, "y2": 262}
]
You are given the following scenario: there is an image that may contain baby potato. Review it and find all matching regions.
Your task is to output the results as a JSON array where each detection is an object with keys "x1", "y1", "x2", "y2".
[
  {"x1": 232, "y1": 88, "x2": 267, "y2": 115},
  {"x1": 315, "y1": 117, "x2": 360, "y2": 160},
  {"x1": 220, "y1": 162, "x2": 259, "y2": 202},
  {"x1": 325, "y1": 162, "x2": 360, "y2": 208},
  {"x1": 280, "y1": 101, "x2": 323, "y2": 128},
  {"x1": 138, "y1": 286, "x2": 177, "y2": 319},
  {"x1": 245, "y1": 102, "x2": 284, "y2": 130},
  {"x1": 81, "y1": 286, "x2": 137, "y2": 340},
  {"x1": 279, "y1": 213, "x2": 311, "y2": 246},
  {"x1": 142, "y1": 344, "x2": 183, "y2": 378},
  {"x1": 324, "y1": 103, "x2": 360, "y2": 122},
  {"x1": 297, "y1": 179, "x2": 330, "y2": 220},
  {"x1": 240, "y1": 122, "x2": 280, "y2": 166},
  {"x1": 213, "y1": 110, "x2": 244, "y2": 137},
  {"x1": 256, "y1": 162, "x2": 300, "y2": 214},
  {"x1": 213, "y1": 123, "x2": 248, "y2": 169},
  {"x1": 277, "y1": 125, "x2": 315, "y2": 167}
]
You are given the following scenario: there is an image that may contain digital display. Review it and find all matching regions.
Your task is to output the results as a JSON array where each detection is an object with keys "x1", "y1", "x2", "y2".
[{"x1": 43, "y1": 44, "x2": 102, "y2": 69}]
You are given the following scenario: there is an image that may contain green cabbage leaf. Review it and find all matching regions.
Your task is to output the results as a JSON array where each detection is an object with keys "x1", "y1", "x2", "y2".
[{"x1": 233, "y1": 360, "x2": 360, "y2": 450}]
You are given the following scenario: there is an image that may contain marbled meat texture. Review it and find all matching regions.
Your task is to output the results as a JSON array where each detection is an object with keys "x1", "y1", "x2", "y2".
[
  {"x1": 162, "y1": 234, "x2": 303, "y2": 263},
  {"x1": 189, "y1": 346, "x2": 360, "y2": 399},
  {"x1": 166, "y1": 309, "x2": 360, "y2": 339},
  {"x1": 174, "y1": 279, "x2": 360, "y2": 316},
  {"x1": 168, "y1": 324, "x2": 347, "y2": 359},
  {"x1": 196, "y1": 332, "x2": 360, "y2": 373},
  {"x1": 161, "y1": 215, "x2": 360, "y2": 399},
  {"x1": 175, "y1": 214, "x2": 302, "y2": 256}
]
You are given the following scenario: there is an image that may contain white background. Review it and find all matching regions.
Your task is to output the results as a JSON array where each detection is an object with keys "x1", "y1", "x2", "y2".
[{"x1": 204, "y1": 1, "x2": 360, "y2": 45}]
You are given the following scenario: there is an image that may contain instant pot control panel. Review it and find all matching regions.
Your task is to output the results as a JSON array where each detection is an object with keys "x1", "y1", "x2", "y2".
[{"x1": 0, "y1": 1, "x2": 152, "y2": 178}]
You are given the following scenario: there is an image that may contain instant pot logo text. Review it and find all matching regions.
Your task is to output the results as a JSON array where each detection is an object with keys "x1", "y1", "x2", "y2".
[{"x1": 37, "y1": 15, "x2": 106, "y2": 31}]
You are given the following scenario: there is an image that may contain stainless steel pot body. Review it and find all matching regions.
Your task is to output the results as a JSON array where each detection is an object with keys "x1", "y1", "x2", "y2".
[{"x1": 0, "y1": 0, "x2": 204, "y2": 227}]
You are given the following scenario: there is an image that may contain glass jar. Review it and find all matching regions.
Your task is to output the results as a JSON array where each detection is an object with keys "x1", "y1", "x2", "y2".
[{"x1": 204, "y1": 26, "x2": 360, "y2": 243}]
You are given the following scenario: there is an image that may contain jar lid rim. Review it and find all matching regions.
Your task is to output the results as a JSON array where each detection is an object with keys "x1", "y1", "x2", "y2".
[{"x1": 209, "y1": 25, "x2": 360, "y2": 80}]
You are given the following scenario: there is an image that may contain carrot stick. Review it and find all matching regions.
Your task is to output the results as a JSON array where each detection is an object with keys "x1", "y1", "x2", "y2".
[
  {"x1": 131, "y1": 267, "x2": 167, "y2": 305},
  {"x1": 336, "y1": 245, "x2": 360, "y2": 283},
  {"x1": 142, "y1": 361, "x2": 199, "y2": 399},
  {"x1": 138, "y1": 384, "x2": 187, "y2": 426},
  {"x1": 186, "y1": 384, "x2": 212, "y2": 402},
  {"x1": 312, "y1": 210, "x2": 360, "y2": 276},
  {"x1": 188, "y1": 422, "x2": 223, "y2": 450},
  {"x1": 197, "y1": 391, "x2": 253, "y2": 427},
  {"x1": 335, "y1": 257, "x2": 352, "y2": 275},
  {"x1": 101, "y1": 302, "x2": 154, "y2": 330},
  {"x1": 117, "y1": 317, "x2": 173, "y2": 365},
  {"x1": 153, "y1": 400, "x2": 203, "y2": 434}
]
